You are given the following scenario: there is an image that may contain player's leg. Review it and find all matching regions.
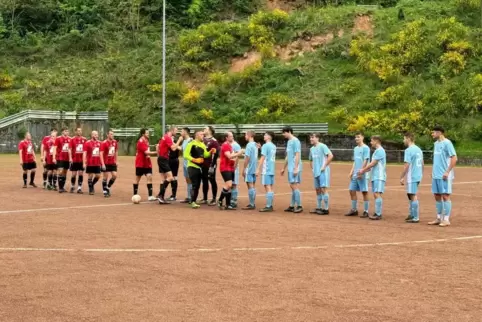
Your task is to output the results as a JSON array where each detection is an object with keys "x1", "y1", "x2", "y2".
[
  {"x1": 439, "y1": 179, "x2": 453, "y2": 227},
  {"x1": 102, "y1": 169, "x2": 110, "y2": 197},
  {"x1": 231, "y1": 169, "x2": 239, "y2": 207},
  {"x1": 429, "y1": 179, "x2": 444, "y2": 225},
  {"x1": 188, "y1": 167, "x2": 202, "y2": 208},
  {"x1": 52, "y1": 167, "x2": 58, "y2": 190},
  {"x1": 107, "y1": 170, "x2": 117, "y2": 196},
  {"x1": 133, "y1": 168, "x2": 143, "y2": 196},
  {"x1": 168, "y1": 159, "x2": 179, "y2": 201},
  {"x1": 92, "y1": 171, "x2": 101, "y2": 195},
  {"x1": 218, "y1": 172, "x2": 233, "y2": 209},
  {"x1": 284, "y1": 173, "x2": 296, "y2": 212},
  {"x1": 345, "y1": 179, "x2": 359, "y2": 216},
  {"x1": 77, "y1": 168, "x2": 84, "y2": 193},
  {"x1": 47, "y1": 169, "x2": 53, "y2": 189},
  {"x1": 242, "y1": 175, "x2": 256, "y2": 210},
  {"x1": 406, "y1": 182, "x2": 420, "y2": 223},
  {"x1": 70, "y1": 163, "x2": 77, "y2": 193},
  {"x1": 321, "y1": 170, "x2": 330, "y2": 214},
  {"x1": 87, "y1": 168, "x2": 95, "y2": 195},
  {"x1": 310, "y1": 176, "x2": 323, "y2": 214},
  {"x1": 200, "y1": 166, "x2": 210, "y2": 204},
  {"x1": 208, "y1": 165, "x2": 218, "y2": 206},
  {"x1": 369, "y1": 180, "x2": 384, "y2": 220},
  {"x1": 42, "y1": 164, "x2": 48, "y2": 189},
  {"x1": 146, "y1": 170, "x2": 155, "y2": 201},
  {"x1": 21, "y1": 163, "x2": 28, "y2": 188},
  {"x1": 180, "y1": 165, "x2": 192, "y2": 203},
  {"x1": 57, "y1": 163, "x2": 66, "y2": 192},
  {"x1": 29, "y1": 163, "x2": 37, "y2": 187},
  {"x1": 291, "y1": 181, "x2": 303, "y2": 213},
  {"x1": 260, "y1": 175, "x2": 274, "y2": 212}
]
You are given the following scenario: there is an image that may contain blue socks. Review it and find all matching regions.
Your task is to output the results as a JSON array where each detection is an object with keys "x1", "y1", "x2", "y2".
[
  {"x1": 291, "y1": 191, "x2": 295, "y2": 207},
  {"x1": 187, "y1": 183, "x2": 192, "y2": 200},
  {"x1": 317, "y1": 194, "x2": 323, "y2": 209},
  {"x1": 411, "y1": 200, "x2": 419, "y2": 220},
  {"x1": 351, "y1": 200, "x2": 357, "y2": 210},
  {"x1": 294, "y1": 189, "x2": 301, "y2": 207},
  {"x1": 443, "y1": 201, "x2": 452, "y2": 219},
  {"x1": 364, "y1": 201, "x2": 369, "y2": 213},
  {"x1": 436, "y1": 201, "x2": 443, "y2": 219},
  {"x1": 375, "y1": 198, "x2": 383, "y2": 216},
  {"x1": 266, "y1": 192, "x2": 274, "y2": 208},
  {"x1": 323, "y1": 193, "x2": 329, "y2": 210},
  {"x1": 248, "y1": 188, "x2": 256, "y2": 206},
  {"x1": 231, "y1": 187, "x2": 238, "y2": 203}
]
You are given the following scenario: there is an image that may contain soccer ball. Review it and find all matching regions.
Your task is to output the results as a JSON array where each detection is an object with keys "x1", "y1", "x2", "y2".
[{"x1": 131, "y1": 194, "x2": 142, "y2": 204}]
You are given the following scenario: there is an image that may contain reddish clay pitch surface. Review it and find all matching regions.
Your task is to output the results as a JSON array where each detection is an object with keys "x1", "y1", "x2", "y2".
[{"x1": 0, "y1": 155, "x2": 481, "y2": 321}]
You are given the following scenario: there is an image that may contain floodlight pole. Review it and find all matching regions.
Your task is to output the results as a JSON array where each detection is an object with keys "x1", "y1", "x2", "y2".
[{"x1": 162, "y1": 0, "x2": 167, "y2": 134}]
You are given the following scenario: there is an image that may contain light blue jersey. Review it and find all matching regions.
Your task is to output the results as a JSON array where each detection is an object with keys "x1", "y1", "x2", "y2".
[
  {"x1": 245, "y1": 141, "x2": 258, "y2": 175},
  {"x1": 261, "y1": 142, "x2": 276, "y2": 175},
  {"x1": 352, "y1": 145, "x2": 370, "y2": 179},
  {"x1": 432, "y1": 139, "x2": 456, "y2": 180},
  {"x1": 371, "y1": 147, "x2": 387, "y2": 182},
  {"x1": 404, "y1": 145, "x2": 423, "y2": 183},
  {"x1": 182, "y1": 137, "x2": 193, "y2": 167},
  {"x1": 309, "y1": 143, "x2": 332, "y2": 178},
  {"x1": 287, "y1": 137, "x2": 302, "y2": 173}
]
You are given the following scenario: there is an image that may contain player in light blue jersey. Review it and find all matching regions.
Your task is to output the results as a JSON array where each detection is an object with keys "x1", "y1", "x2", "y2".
[
  {"x1": 180, "y1": 127, "x2": 193, "y2": 203},
  {"x1": 400, "y1": 132, "x2": 424, "y2": 223},
  {"x1": 256, "y1": 131, "x2": 277, "y2": 212},
  {"x1": 359, "y1": 135, "x2": 386, "y2": 220},
  {"x1": 308, "y1": 133, "x2": 333, "y2": 215},
  {"x1": 242, "y1": 131, "x2": 258, "y2": 210},
  {"x1": 428, "y1": 126, "x2": 457, "y2": 227},
  {"x1": 346, "y1": 132, "x2": 370, "y2": 218},
  {"x1": 230, "y1": 140, "x2": 242, "y2": 208},
  {"x1": 281, "y1": 126, "x2": 303, "y2": 213}
]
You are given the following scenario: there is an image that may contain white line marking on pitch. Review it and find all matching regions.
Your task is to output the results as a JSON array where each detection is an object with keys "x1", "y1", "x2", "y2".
[
  {"x1": 0, "y1": 236, "x2": 480, "y2": 254},
  {"x1": 2, "y1": 180, "x2": 482, "y2": 215}
]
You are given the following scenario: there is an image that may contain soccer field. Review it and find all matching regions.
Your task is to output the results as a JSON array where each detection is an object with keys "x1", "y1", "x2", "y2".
[{"x1": 0, "y1": 155, "x2": 481, "y2": 321}]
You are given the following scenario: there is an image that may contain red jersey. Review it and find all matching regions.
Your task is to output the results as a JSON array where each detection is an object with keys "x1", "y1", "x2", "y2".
[
  {"x1": 70, "y1": 136, "x2": 87, "y2": 163},
  {"x1": 43, "y1": 138, "x2": 56, "y2": 164},
  {"x1": 158, "y1": 133, "x2": 174, "y2": 159},
  {"x1": 219, "y1": 142, "x2": 235, "y2": 172},
  {"x1": 18, "y1": 140, "x2": 35, "y2": 163},
  {"x1": 55, "y1": 136, "x2": 72, "y2": 161},
  {"x1": 101, "y1": 139, "x2": 118, "y2": 165},
  {"x1": 85, "y1": 139, "x2": 102, "y2": 167},
  {"x1": 135, "y1": 137, "x2": 152, "y2": 168}
]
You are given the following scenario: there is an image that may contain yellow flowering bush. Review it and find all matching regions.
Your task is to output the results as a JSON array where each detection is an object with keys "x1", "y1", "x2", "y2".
[
  {"x1": 199, "y1": 108, "x2": 214, "y2": 121},
  {"x1": 0, "y1": 73, "x2": 13, "y2": 89},
  {"x1": 440, "y1": 51, "x2": 466, "y2": 75},
  {"x1": 181, "y1": 89, "x2": 201, "y2": 105}
]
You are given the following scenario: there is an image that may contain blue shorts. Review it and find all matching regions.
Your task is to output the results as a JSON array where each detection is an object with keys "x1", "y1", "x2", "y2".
[
  {"x1": 245, "y1": 173, "x2": 256, "y2": 183},
  {"x1": 406, "y1": 182, "x2": 420, "y2": 195},
  {"x1": 288, "y1": 172, "x2": 301, "y2": 184},
  {"x1": 183, "y1": 166, "x2": 188, "y2": 179},
  {"x1": 432, "y1": 179, "x2": 452, "y2": 195},
  {"x1": 349, "y1": 178, "x2": 368, "y2": 192},
  {"x1": 371, "y1": 180, "x2": 385, "y2": 193},
  {"x1": 262, "y1": 174, "x2": 274, "y2": 186},
  {"x1": 314, "y1": 172, "x2": 330, "y2": 189},
  {"x1": 233, "y1": 169, "x2": 239, "y2": 185}
]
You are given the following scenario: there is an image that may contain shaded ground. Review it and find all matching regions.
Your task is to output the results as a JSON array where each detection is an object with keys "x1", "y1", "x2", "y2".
[{"x1": 0, "y1": 156, "x2": 481, "y2": 321}]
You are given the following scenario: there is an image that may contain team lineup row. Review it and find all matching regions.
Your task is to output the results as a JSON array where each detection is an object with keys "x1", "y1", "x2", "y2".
[{"x1": 18, "y1": 125, "x2": 457, "y2": 227}]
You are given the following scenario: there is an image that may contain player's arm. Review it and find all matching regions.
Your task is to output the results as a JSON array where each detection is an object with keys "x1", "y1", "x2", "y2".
[
  {"x1": 281, "y1": 155, "x2": 288, "y2": 175},
  {"x1": 322, "y1": 150, "x2": 334, "y2": 171},
  {"x1": 68, "y1": 143, "x2": 73, "y2": 163},
  {"x1": 400, "y1": 162, "x2": 410, "y2": 185},
  {"x1": 294, "y1": 141, "x2": 301, "y2": 174},
  {"x1": 256, "y1": 155, "x2": 266, "y2": 176},
  {"x1": 169, "y1": 137, "x2": 179, "y2": 151},
  {"x1": 83, "y1": 150, "x2": 88, "y2": 168},
  {"x1": 210, "y1": 141, "x2": 220, "y2": 164},
  {"x1": 18, "y1": 145, "x2": 23, "y2": 165},
  {"x1": 100, "y1": 143, "x2": 106, "y2": 167},
  {"x1": 360, "y1": 158, "x2": 378, "y2": 174},
  {"x1": 40, "y1": 142, "x2": 45, "y2": 163},
  {"x1": 243, "y1": 148, "x2": 251, "y2": 176},
  {"x1": 175, "y1": 136, "x2": 183, "y2": 151},
  {"x1": 183, "y1": 141, "x2": 194, "y2": 162}
]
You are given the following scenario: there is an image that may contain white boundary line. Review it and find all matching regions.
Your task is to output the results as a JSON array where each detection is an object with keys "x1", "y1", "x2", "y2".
[
  {"x1": 0, "y1": 235, "x2": 480, "y2": 253},
  {"x1": 1, "y1": 180, "x2": 482, "y2": 215}
]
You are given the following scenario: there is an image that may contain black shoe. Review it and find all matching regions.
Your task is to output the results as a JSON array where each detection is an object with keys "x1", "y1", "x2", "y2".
[
  {"x1": 180, "y1": 198, "x2": 191, "y2": 204},
  {"x1": 230, "y1": 202, "x2": 238, "y2": 209},
  {"x1": 22, "y1": 184, "x2": 27, "y2": 189},
  {"x1": 345, "y1": 209, "x2": 358, "y2": 216},
  {"x1": 70, "y1": 187, "x2": 75, "y2": 193},
  {"x1": 310, "y1": 208, "x2": 321, "y2": 214},
  {"x1": 293, "y1": 206, "x2": 304, "y2": 214},
  {"x1": 360, "y1": 211, "x2": 369, "y2": 218},
  {"x1": 77, "y1": 189, "x2": 83, "y2": 194},
  {"x1": 217, "y1": 200, "x2": 224, "y2": 210},
  {"x1": 226, "y1": 205, "x2": 237, "y2": 210},
  {"x1": 369, "y1": 213, "x2": 382, "y2": 220},
  {"x1": 321, "y1": 209, "x2": 330, "y2": 215},
  {"x1": 167, "y1": 196, "x2": 176, "y2": 202},
  {"x1": 29, "y1": 183, "x2": 37, "y2": 188},
  {"x1": 103, "y1": 190, "x2": 109, "y2": 198},
  {"x1": 208, "y1": 199, "x2": 217, "y2": 206},
  {"x1": 43, "y1": 182, "x2": 47, "y2": 189},
  {"x1": 284, "y1": 206, "x2": 295, "y2": 212},
  {"x1": 199, "y1": 200, "x2": 208, "y2": 205},
  {"x1": 59, "y1": 188, "x2": 66, "y2": 193},
  {"x1": 89, "y1": 186, "x2": 94, "y2": 195},
  {"x1": 242, "y1": 204, "x2": 256, "y2": 210},
  {"x1": 406, "y1": 218, "x2": 420, "y2": 223},
  {"x1": 259, "y1": 207, "x2": 273, "y2": 213},
  {"x1": 158, "y1": 197, "x2": 170, "y2": 205},
  {"x1": 404, "y1": 215, "x2": 413, "y2": 222}
]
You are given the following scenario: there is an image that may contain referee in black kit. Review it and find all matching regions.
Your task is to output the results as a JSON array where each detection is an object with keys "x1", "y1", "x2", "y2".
[{"x1": 167, "y1": 135, "x2": 183, "y2": 201}]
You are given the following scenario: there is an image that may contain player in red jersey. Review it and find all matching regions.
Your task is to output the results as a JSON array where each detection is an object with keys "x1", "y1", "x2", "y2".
[
  {"x1": 217, "y1": 131, "x2": 244, "y2": 210},
  {"x1": 134, "y1": 128, "x2": 157, "y2": 201},
  {"x1": 40, "y1": 128, "x2": 57, "y2": 189},
  {"x1": 44, "y1": 132, "x2": 58, "y2": 190},
  {"x1": 100, "y1": 130, "x2": 118, "y2": 197},
  {"x1": 69, "y1": 127, "x2": 87, "y2": 194},
  {"x1": 18, "y1": 132, "x2": 37, "y2": 188},
  {"x1": 83, "y1": 131, "x2": 102, "y2": 195},
  {"x1": 156, "y1": 126, "x2": 180, "y2": 204},
  {"x1": 54, "y1": 128, "x2": 72, "y2": 193}
]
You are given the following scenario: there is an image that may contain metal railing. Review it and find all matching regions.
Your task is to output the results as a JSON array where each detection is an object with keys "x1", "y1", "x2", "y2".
[
  {"x1": 176, "y1": 123, "x2": 329, "y2": 135},
  {"x1": 0, "y1": 110, "x2": 108, "y2": 129},
  {"x1": 112, "y1": 128, "x2": 155, "y2": 137}
]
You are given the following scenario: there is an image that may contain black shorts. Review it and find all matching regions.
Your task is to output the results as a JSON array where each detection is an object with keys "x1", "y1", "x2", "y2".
[
  {"x1": 46, "y1": 163, "x2": 57, "y2": 171},
  {"x1": 22, "y1": 162, "x2": 37, "y2": 171},
  {"x1": 169, "y1": 159, "x2": 180, "y2": 177},
  {"x1": 57, "y1": 160, "x2": 70, "y2": 170},
  {"x1": 103, "y1": 164, "x2": 118, "y2": 173},
  {"x1": 70, "y1": 162, "x2": 84, "y2": 172},
  {"x1": 86, "y1": 166, "x2": 101, "y2": 174},
  {"x1": 157, "y1": 157, "x2": 171, "y2": 174},
  {"x1": 221, "y1": 171, "x2": 235, "y2": 182},
  {"x1": 136, "y1": 167, "x2": 153, "y2": 177}
]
